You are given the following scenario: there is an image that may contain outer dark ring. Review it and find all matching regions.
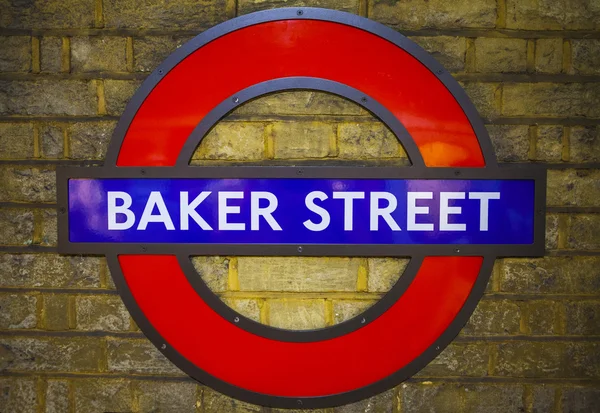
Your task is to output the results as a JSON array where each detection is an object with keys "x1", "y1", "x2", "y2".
[{"x1": 58, "y1": 7, "x2": 546, "y2": 409}]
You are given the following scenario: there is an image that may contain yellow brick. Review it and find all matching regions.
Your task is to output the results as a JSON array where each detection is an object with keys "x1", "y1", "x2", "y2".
[
  {"x1": 270, "y1": 121, "x2": 334, "y2": 159},
  {"x1": 367, "y1": 258, "x2": 409, "y2": 293},
  {"x1": 474, "y1": 38, "x2": 527, "y2": 73},
  {"x1": 268, "y1": 299, "x2": 326, "y2": 330},
  {"x1": 237, "y1": 257, "x2": 360, "y2": 292},
  {"x1": 192, "y1": 122, "x2": 265, "y2": 161},
  {"x1": 337, "y1": 122, "x2": 406, "y2": 159},
  {"x1": 332, "y1": 300, "x2": 376, "y2": 324}
]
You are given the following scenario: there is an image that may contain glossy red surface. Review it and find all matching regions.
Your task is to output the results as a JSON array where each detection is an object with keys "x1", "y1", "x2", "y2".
[
  {"x1": 116, "y1": 20, "x2": 484, "y2": 168},
  {"x1": 115, "y1": 19, "x2": 486, "y2": 398},
  {"x1": 120, "y1": 255, "x2": 482, "y2": 396}
]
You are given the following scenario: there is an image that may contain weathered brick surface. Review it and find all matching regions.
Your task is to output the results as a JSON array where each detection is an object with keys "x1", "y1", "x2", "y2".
[
  {"x1": 506, "y1": 0, "x2": 600, "y2": 30},
  {"x1": 0, "y1": 166, "x2": 55, "y2": 202},
  {"x1": 570, "y1": 126, "x2": 600, "y2": 163},
  {"x1": 462, "y1": 384, "x2": 524, "y2": 413},
  {"x1": 0, "y1": 337, "x2": 103, "y2": 372},
  {"x1": 370, "y1": 0, "x2": 496, "y2": 30},
  {"x1": 222, "y1": 298, "x2": 261, "y2": 322},
  {"x1": 42, "y1": 294, "x2": 70, "y2": 330},
  {"x1": 40, "y1": 209, "x2": 58, "y2": 247},
  {"x1": 239, "y1": 0, "x2": 358, "y2": 15},
  {"x1": 331, "y1": 389, "x2": 394, "y2": 413},
  {"x1": 0, "y1": 36, "x2": 31, "y2": 72},
  {"x1": 462, "y1": 300, "x2": 521, "y2": 336},
  {"x1": 571, "y1": 39, "x2": 600, "y2": 75},
  {"x1": 71, "y1": 37, "x2": 127, "y2": 72},
  {"x1": 495, "y1": 342, "x2": 563, "y2": 377},
  {"x1": 401, "y1": 383, "x2": 462, "y2": 413},
  {"x1": 103, "y1": 80, "x2": 143, "y2": 116},
  {"x1": 39, "y1": 122, "x2": 64, "y2": 159},
  {"x1": 76, "y1": 295, "x2": 130, "y2": 331},
  {"x1": 134, "y1": 36, "x2": 192, "y2": 72},
  {"x1": 45, "y1": 379, "x2": 69, "y2": 413},
  {"x1": 106, "y1": 338, "x2": 184, "y2": 375},
  {"x1": 332, "y1": 300, "x2": 375, "y2": 324},
  {"x1": 138, "y1": 381, "x2": 199, "y2": 412},
  {"x1": 474, "y1": 38, "x2": 527, "y2": 73},
  {"x1": 568, "y1": 214, "x2": 600, "y2": 249},
  {"x1": 192, "y1": 122, "x2": 265, "y2": 161},
  {"x1": 535, "y1": 38, "x2": 563, "y2": 73},
  {"x1": 500, "y1": 257, "x2": 600, "y2": 294},
  {"x1": 0, "y1": 254, "x2": 101, "y2": 288},
  {"x1": 0, "y1": 208, "x2": 34, "y2": 246},
  {"x1": 103, "y1": 0, "x2": 228, "y2": 29},
  {"x1": 237, "y1": 257, "x2": 359, "y2": 292},
  {"x1": 417, "y1": 343, "x2": 489, "y2": 377},
  {"x1": 0, "y1": 0, "x2": 95, "y2": 29},
  {"x1": 565, "y1": 342, "x2": 600, "y2": 378},
  {"x1": 73, "y1": 378, "x2": 134, "y2": 413},
  {"x1": 503, "y1": 83, "x2": 600, "y2": 117},
  {"x1": 526, "y1": 300, "x2": 561, "y2": 335},
  {"x1": 68, "y1": 121, "x2": 116, "y2": 159},
  {"x1": 192, "y1": 256, "x2": 230, "y2": 292},
  {"x1": 547, "y1": 169, "x2": 600, "y2": 207},
  {"x1": 0, "y1": 294, "x2": 37, "y2": 329},
  {"x1": 0, "y1": 377, "x2": 37, "y2": 413},
  {"x1": 461, "y1": 82, "x2": 502, "y2": 119},
  {"x1": 410, "y1": 36, "x2": 466, "y2": 72},
  {"x1": 535, "y1": 125, "x2": 563, "y2": 162},
  {"x1": 267, "y1": 299, "x2": 327, "y2": 330},
  {"x1": 40, "y1": 37, "x2": 62, "y2": 72},
  {"x1": 234, "y1": 91, "x2": 363, "y2": 116},
  {"x1": 270, "y1": 121, "x2": 334, "y2": 159},
  {"x1": 337, "y1": 122, "x2": 406, "y2": 159},
  {"x1": 565, "y1": 301, "x2": 600, "y2": 335},
  {"x1": 367, "y1": 258, "x2": 408, "y2": 293},
  {"x1": 202, "y1": 387, "x2": 262, "y2": 412},
  {"x1": 0, "y1": 80, "x2": 97, "y2": 116},
  {"x1": 487, "y1": 125, "x2": 529, "y2": 162},
  {"x1": 0, "y1": 123, "x2": 33, "y2": 159},
  {"x1": 561, "y1": 387, "x2": 600, "y2": 413}
]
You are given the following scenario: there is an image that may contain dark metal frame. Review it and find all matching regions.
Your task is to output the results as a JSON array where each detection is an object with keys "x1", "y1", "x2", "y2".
[
  {"x1": 57, "y1": 165, "x2": 546, "y2": 258},
  {"x1": 56, "y1": 7, "x2": 547, "y2": 409}
]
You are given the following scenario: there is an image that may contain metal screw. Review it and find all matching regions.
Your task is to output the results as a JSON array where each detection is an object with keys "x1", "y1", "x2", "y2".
[
  {"x1": 59, "y1": 207, "x2": 66, "y2": 214},
  {"x1": 161, "y1": 344, "x2": 166, "y2": 350},
  {"x1": 454, "y1": 170, "x2": 460, "y2": 176},
  {"x1": 455, "y1": 248, "x2": 460, "y2": 253},
  {"x1": 141, "y1": 246, "x2": 147, "y2": 252},
  {"x1": 297, "y1": 246, "x2": 303, "y2": 253},
  {"x1": 140, "y1": 169, "x2": 146, "y2": 175},
  {"x1": 158, "y1": 69, "x2": 164, "y2": 75},
  {"x1": 360, "y1": 96, "x2": 368, "y2": 103},
  {"x1": 297, "y1": 400, "x2": 303, "y2": 406},
  {"x1": 437, "y1": 69, "x2": 444, "y2": 75},
  {"x1": 232, "y1": 96, "x2": 239, "y2": 103},
  {"x1": 234, "y1": 317, "x2": 240, "y2": 323},
  {"x1": 436, "y1": 346, "x2": 440, "y2": 350},
  {"x1": 297, "y1": 9, "x2": 304, "y2": 16},
  {"x1": 361, "y1": 318, "x2": 366, "y2": 324},
  {"x1": 297, "y1": 169, "x2": 303, "y2": 175}
]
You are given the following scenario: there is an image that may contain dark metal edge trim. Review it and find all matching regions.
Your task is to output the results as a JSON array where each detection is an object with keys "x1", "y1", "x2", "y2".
[
  {"x1": 57, "y1": 165, "x2": 546, "y2": 257},
  {"x1": 107, "y1": 253, "x2": 495, "y2": 408},
  {"x1": 103, "y1": 7, "x2": 496, "y2": 167},
  {"x1": 175, "y1": 77, "x2": 424, "y2": 167}
]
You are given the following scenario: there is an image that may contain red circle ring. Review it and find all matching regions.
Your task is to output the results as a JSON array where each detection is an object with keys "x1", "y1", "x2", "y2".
[{"x1": 104, "y1": 8, "x2": 498, "y2": 409}]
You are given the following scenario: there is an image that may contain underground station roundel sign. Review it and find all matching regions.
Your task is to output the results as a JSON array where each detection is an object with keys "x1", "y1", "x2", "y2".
[{"x1": 57, "y1": 8, "x2": 546, "y2": 409}]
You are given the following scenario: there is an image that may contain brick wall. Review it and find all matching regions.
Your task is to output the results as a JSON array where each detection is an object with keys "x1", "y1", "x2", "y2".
[{"x1": 0, "y1": 0, "x2": 599, "y2": 412}]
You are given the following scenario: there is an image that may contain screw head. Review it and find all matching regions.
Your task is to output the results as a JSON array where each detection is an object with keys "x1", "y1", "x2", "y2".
[
  {"x1": 360, "y1": 96, "x2": 368, "y2": 103},
  {"x1": 234, "y1": 317, "x2": 240, "y2": 323},
  {"x1": 161, "y1": 344, "x2": 166, "y2": 350},
  {"x1": 297, "y1": 9, "x2": 303, "y2": 16},
  {"x1": 361, "y1": 318, "x2": 366, "y2": 324},
  {"x1": 297, "y1": 246, "x2": 303, "y2": 253},
  {"x1": 59, "y1": 207, "x2": 66, "y2": 214},
  {"x1": 232, "y1": 96, "x2": 239, "y2": 103}
]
